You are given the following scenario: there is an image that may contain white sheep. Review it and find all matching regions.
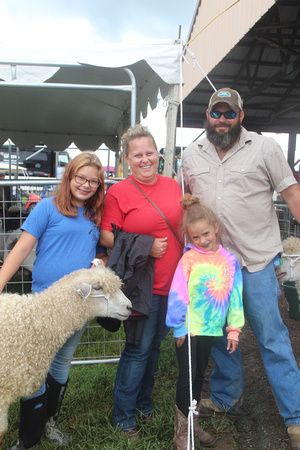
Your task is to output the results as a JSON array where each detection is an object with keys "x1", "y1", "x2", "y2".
[
  {"x1": 0, "y1": 266, "x2": 132, "y2": 446},
  {"x1": 276, "y1": 236, "x2": 300, "y2": 295}
]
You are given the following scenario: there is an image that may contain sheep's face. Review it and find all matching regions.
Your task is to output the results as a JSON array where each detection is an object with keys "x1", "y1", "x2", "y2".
[
  {"x1": 276, "y1": 237, "x2": 300, "y2": 283},
  {"x1": 276, "y1": 254, "x2": 300, "y2": 283},
  {"x1": 73, "y1": 269, "x2": 132, "y2": 320},
  {"x1": 276, "y1": 258, "x2": 291, "y2": 283}
]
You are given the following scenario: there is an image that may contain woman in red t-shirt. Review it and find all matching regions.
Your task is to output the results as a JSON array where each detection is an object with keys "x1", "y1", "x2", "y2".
[{"x1": 101, "y1": 124, "x2": 182, "y2": 441}]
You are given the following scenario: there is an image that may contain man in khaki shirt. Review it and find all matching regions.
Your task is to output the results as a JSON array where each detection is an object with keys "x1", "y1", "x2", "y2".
[{"x1": 179, "y1": 88, "x2": 300, "y2": 449}]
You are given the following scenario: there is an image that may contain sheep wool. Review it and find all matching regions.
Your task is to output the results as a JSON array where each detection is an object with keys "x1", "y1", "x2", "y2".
[
  {"x1": 280, "y1": 236, "x2": 300, "y2": 296},
  {"x1": 0, "y1": 266, "x2": 131, "y2": 445}
]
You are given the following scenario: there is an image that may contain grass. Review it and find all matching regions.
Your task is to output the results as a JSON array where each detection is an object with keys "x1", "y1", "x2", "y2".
[{"x1": 3, "y1": 333, "x2": 238, "y2": 449}]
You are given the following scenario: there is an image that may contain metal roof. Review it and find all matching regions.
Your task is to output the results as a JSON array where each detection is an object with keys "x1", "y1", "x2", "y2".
[{"x1": 180, "y1": 0, "x2": 300, "y2": 134}]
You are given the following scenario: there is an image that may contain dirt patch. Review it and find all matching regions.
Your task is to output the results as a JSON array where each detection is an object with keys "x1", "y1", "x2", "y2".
[{"x1": 202, "y1": 287, "x2": 299, "y2": 449}]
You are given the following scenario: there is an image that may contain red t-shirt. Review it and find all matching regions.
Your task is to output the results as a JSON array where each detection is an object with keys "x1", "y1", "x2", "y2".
[{"x1": 101, "y1": 175, "x2": 183, "y2": 295}]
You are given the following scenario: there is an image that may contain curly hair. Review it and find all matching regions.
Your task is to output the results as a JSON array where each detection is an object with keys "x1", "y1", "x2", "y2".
[
  {"x1": 121, "y1": 124, "x2": 157, "y2": 156},
  {"x1": 53, "y1": 152, "x2": 105, "y2": 227}
]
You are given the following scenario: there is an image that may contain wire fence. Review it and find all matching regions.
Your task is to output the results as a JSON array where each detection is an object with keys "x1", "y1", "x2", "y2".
[
  {"x1": 275, "y1": 201, "x2": 300, "y2": 240},
  {"x1": 0, "y1": 178, "x2": 125, "y2": 365},
  {"x1": 0, "y1": 178, "x2": 299, "y2": 365}
]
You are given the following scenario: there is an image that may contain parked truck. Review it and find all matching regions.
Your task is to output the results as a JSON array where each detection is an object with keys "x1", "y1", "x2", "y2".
[{"x1": 0, "y1": 145, "x2": 69, "y2": 178}]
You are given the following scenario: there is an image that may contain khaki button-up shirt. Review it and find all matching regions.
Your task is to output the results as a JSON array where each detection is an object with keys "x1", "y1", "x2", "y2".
[{"x1": 179, "y1": 127, "x2": 297, "y2": 272}]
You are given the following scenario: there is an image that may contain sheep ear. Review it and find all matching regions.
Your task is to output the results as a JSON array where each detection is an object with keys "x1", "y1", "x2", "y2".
[{"x1": 74, "y1": 281, "x2": 92, "y2": 299}]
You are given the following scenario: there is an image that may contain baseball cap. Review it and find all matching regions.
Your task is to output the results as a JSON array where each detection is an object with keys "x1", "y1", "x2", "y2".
[{"x1": 208, "y1": 88, "x2": 243, "y2": 111}]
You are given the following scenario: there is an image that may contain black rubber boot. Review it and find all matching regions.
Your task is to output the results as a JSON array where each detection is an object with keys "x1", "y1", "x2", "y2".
[
  {"x1": 10, "y1": 392, "x2": 47, "y2": 449},
  {"x1": 9, "y1": 440, "x2": 40, "y2": 450},
  {"x1": 44, "y1": 373, "x2": 71, "y2": 446}
]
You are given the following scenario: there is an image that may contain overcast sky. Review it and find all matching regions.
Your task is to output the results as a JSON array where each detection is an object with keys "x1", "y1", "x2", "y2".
[
  {"x1": 0, "y1": 0, "x2": 200, "y2": 154},
  {"x1": 0, "y1": 0, "x2": 198, "y2": 60}
]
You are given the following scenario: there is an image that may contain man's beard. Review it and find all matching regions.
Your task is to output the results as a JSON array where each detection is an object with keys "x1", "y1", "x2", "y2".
[{"x1": 204, "y1": 119, "x2": 242, "y2": 149}]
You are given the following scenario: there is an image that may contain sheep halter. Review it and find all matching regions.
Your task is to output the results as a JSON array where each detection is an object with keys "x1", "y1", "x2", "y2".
[
  {"x1": 90, "y1": 292, "x2": 111, "y2": 316},
  {"x1": 281, "y1": 253, "x2": 300, "y2": 280},
  {"x1": 92, "y1": 258, "x2": 103, "y2": 267}
]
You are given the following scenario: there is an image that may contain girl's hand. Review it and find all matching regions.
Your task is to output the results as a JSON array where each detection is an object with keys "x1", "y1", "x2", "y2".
[
  {"x1": 227, "y1": 339, "x2": 238, "y2": 354},
  {"x1": 94, "y1": 251, "x2": 108, "y2": 266},
  {"x1": 149, "y1": 237, "x2": 168, "y2": 259},
  {"x1": 91, "y1": 258, "x2": 105, "y2": 268},
  {"x1": 174, "y1": 335, "x2": 186, "y2": 348}
]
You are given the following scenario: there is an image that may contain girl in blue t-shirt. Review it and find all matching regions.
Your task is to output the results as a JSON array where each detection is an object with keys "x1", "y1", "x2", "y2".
[{"x1": 0, "y1": 152, "x2": 106, "y2": 450}]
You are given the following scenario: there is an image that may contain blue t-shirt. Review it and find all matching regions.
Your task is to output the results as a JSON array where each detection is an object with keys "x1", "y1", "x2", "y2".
[{"x1": 21, "y1": 197, "x2": 100, "y2": 292}]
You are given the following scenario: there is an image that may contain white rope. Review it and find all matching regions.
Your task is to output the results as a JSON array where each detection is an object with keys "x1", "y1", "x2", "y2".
[
  {"x1": 186, "y1": 306, "x2": 197, "y2": 450},
  {"x1": 162, "y1": 96, "x2": 180, "y2": 112},
  {"x1": 174, "y1": 43, "x2": 216, "y2": 182},
  {"x1": 184, "y1": 46, "x2": 217, "y2": 92},
  {"x1": 179, "y1": 43, "x2": 185, "y2": 196},
  {"x1": 178, "y1": 42, "x2": 218, "y2": 449},
  {"x1": 179, "y1": 42, "x2": 196, "y2": 450},
  {"x1": 281, "y1": 253, "x2": 300, "y2": 280}
]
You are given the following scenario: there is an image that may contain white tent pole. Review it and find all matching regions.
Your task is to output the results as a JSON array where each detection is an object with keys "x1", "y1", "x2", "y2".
[
  {"x1": 120, "y1": 68, "x2": 137, "y2": 178},
  {"x1": 0, "y1": 82, "x2": 133, "y2": 92},
  {"x1": 164, "y1": 84, "x2": 180, "y2": 178},
  {"x1": 123, "y1": 68, "x2": 136, "y2": 128},
  {"x1": 0, "y1": 61, "x2": 79, "y2": 68}
]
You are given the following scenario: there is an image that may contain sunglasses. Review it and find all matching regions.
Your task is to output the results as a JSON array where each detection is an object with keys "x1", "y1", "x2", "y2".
[{"x1": 210, "y1": 111, "x2": 240, "y2": 119}]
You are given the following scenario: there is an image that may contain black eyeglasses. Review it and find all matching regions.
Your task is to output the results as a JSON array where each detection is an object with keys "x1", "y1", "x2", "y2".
[
  {"x1": 74, "y1": 174, "x2": 101, "y2": 189},
  {"x1": 210, "y1": 111, "x2": 240, "y2": 119}
]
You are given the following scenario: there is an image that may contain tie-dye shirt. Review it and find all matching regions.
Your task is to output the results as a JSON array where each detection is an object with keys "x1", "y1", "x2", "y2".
[{"x1": 166, "y1": 243, "x2": 244, "y2": 338}]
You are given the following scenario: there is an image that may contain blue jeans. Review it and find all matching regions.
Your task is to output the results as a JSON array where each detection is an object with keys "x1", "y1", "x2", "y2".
[
  {"x1": 113, "y1": 294, "x2": 169, "y2": 430},
  {"x1": 23, "y1": 323, "x2": 87, "y2": 400},
  {"x1": 209, "y1": 262, "x2": 300, "y2": 427}
]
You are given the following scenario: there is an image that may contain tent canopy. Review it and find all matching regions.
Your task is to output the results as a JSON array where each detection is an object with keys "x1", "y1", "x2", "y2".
[{"x1": 0, "y1": 40, "x2": 181, "y2": 152}]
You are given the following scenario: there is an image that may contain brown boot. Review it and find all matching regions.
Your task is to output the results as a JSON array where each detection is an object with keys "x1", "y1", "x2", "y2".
[
  {"x1": 199, "y1": 398, "x2": 239, "y2": 422},
  {"x1": 173, "y1": 405, "x2": 191, "y2": 450},
  {"x1": 287, "y1": 425, "x2": 300, "y2": 449},
  {"x1": 120, "y1": 429, "x2": 141, "y2": 441},
  {"x1": 193, "y1": 406, "x2": 215, "y2": 447}
]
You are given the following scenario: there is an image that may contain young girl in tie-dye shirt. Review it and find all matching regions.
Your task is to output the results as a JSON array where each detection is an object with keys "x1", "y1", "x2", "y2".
[{"x1": 166, "y1": 194, "x2": 244, "y2": 448}]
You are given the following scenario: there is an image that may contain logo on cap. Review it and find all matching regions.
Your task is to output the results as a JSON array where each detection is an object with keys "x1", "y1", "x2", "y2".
[{"x1": 218, "y1": 92, "x2": 231, "y2": 98}]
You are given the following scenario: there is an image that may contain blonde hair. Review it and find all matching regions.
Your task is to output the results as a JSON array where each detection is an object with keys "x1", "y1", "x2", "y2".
[
  {"x1": 180, "y1": 194, "x2": 220, "y2": 242},
  {"x1": 53, "y1": 152, "x2": 105, "y2": 227},
  {"x1": 121, "y1": 124, "x2": 157, "y2": 156}
]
